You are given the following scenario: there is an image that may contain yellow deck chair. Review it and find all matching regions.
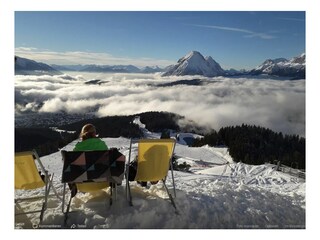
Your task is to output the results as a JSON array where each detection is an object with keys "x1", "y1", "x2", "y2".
[
  {"x1": 15, "y1": 150, "x2": 59, "y2": 223},
  {"x1": 62, "y1": 181, "x2": 110, "y2": 224},
  {"x1": 61, "y1": 149, "x2": 125, "y2": 224},
  {"x1": 76, "y1": 182, "x2": 109, "y2": 193},
  {"x1": 62, "y1": 181, "x2": 110, "y2": 212},
  {"x1": 126, "y1": 139, "x2": 177, "y2": 211}
]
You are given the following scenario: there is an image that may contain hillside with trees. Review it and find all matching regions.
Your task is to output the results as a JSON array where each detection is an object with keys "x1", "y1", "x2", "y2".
[
  {"x1": 193, "y1": 124, "x2": 305, "y2": 169},
  {"x1": 15, "y1": 112, "x2": 305, "y2": 170},
  {"x1": 15, "y1": 128, "x2": 77, "y2": 157},
  {"x1": 14, "y1": 112, "x2": 179, "y2": 156}
]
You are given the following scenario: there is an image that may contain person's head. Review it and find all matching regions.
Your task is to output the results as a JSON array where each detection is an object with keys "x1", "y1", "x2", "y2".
[{"x1": 79, "y1": 124, "x2": 97, "y2": 140}]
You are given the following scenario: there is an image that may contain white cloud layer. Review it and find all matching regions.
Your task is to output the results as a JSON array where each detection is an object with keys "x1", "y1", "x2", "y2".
[{"x1": 15, "y1": 73, "x2": 305, "y2": 136}]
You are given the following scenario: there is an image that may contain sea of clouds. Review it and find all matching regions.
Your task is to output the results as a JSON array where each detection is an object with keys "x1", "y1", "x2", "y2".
[{"x1": 15, "y1": 72, "x2": 305, "y2": 136}]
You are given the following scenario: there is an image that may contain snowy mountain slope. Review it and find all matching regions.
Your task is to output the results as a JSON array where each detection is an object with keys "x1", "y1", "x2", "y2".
[
  {"x1": 250, "y1": 53, "x2": 305, "y2": 79},
  {"x1": 14, "y1": 118, "x2": 305, "y2": 229},
  {"x1": 162, "y1": 51, "x2": 225, "y2": 77}
]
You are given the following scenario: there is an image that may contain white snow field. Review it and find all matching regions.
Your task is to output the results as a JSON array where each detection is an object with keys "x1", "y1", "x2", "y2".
[{"x1": 14, "y1": 120, "x2": 305, "y2": 230}]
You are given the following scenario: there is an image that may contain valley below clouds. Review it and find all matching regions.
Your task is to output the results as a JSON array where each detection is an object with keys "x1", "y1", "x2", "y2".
[{"x1": 15, "y1": 72, "x2": 305, "y2": 137}]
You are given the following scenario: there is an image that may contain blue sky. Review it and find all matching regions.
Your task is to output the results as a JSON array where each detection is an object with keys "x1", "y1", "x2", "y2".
[{"x1": 15, "y1": 11, "x2": 305, "y2": 70}]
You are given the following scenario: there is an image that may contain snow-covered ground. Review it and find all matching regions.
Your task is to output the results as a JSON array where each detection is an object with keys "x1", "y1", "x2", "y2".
[{"x1": 14, "y1": 118, "x2": 306, "y2": 230}]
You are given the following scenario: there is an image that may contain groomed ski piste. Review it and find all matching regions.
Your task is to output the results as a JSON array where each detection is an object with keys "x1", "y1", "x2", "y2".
[{"x1": 14, "y1": 117, "x2": 305, "y2": 230}]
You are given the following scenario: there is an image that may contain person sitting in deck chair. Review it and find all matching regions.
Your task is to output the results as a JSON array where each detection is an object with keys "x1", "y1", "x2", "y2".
[
  {"x1": 68, "y1": 123, "x2": 109, "y2": 196},
  {"x1": 74, "y1": 123, "x2": 108, "y2": 151},
  {"x1": 73, "y1": 123, "x2": 125, "y2": 179}
]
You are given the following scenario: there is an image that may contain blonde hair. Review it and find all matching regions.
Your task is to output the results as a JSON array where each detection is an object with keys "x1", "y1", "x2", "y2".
[{"x1": 79, "y1": 124, "x2": 97, "y2": 140}]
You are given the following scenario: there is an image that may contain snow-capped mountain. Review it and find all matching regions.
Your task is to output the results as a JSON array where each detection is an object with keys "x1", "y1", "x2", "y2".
[
  {"x1": 250, "y1": 53, "x2": 305, "y2": 79},
  {"x1": 162, "y1": 51, "x2": 225, "y2": 77},
  {"x1": 15, "y1": 56, "x2": 62, "y2": 76}
]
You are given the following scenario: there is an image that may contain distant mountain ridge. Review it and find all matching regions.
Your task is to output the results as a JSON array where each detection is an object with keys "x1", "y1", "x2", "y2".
[
  {"x1": 163, "y1": 51, "x2": 305, "y2": 79},
  {"x1": 15, "y1": 52, "x2": 305, "y2": 79},
  {"x1": 15, "y1": 56, "x2": 62, "y2": 76},
  {"x1": 51, "y1": 64, "x2": 164, "y2": 73},
  {"x1": 250, "y1": 53, "x2": 305, "y2": 79}
]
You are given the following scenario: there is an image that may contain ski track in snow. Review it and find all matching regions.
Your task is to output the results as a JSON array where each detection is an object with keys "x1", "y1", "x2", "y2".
[{"x1": 14, "y1": 118, "x2": 305, "y2": 229}]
